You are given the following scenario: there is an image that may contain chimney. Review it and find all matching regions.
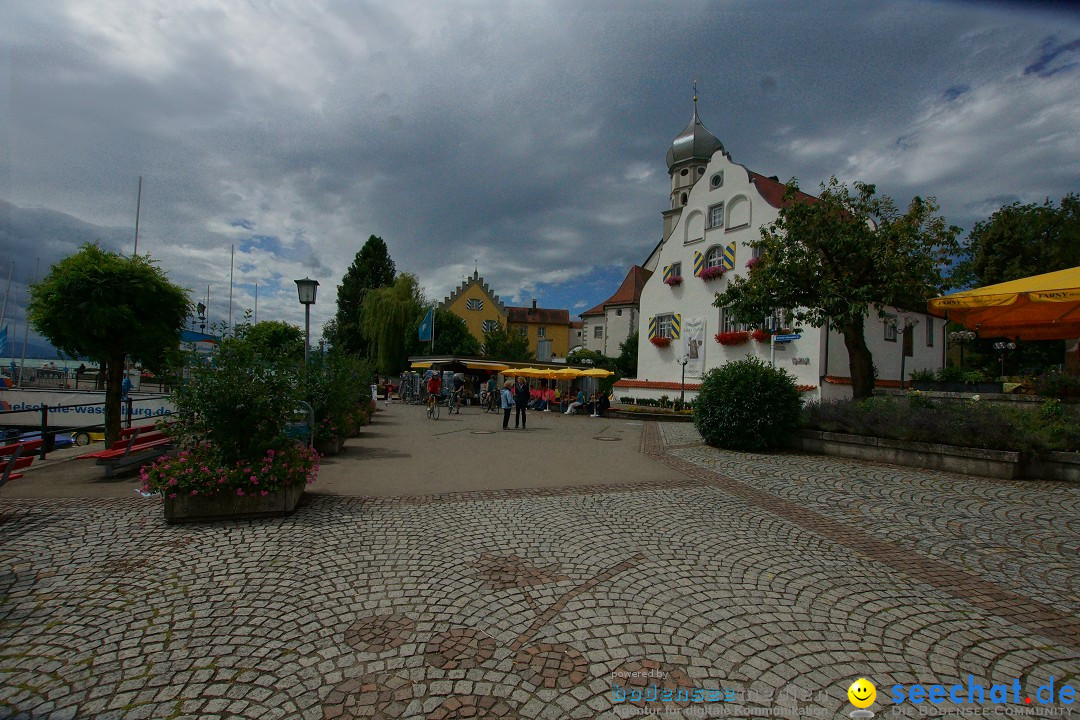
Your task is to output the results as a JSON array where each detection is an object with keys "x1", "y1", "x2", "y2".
[{"x1": 531, "y1": 299, "x2": 537, "y2": 311}]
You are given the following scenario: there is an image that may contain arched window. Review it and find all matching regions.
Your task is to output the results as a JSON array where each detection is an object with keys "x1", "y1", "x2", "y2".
[
  {"x1": 727, "y1": 195, "x2": 751, "y2": 229},
  {"x1": 680, "y1": 193, "x2": 688, "y2": 205},
  {"x1": 705, "y1": 245, "x2": 724, "y2": 269}
]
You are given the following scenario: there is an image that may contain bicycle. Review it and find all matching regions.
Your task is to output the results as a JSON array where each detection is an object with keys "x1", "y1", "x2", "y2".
[
  {"x1": 480, "y1": 390, "x2": 497, "y2": 413},
  {"x1": 426, "y1": 393, "x2": 440, "y2": 420},
  {"x1": 447, "y1": 390, "x2": 462, "y2": 414}
]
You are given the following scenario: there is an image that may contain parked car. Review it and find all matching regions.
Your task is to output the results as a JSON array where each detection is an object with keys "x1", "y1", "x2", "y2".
[
  {"x1": 71, "y1": 430, "x2": 106, "y2": 446},
  {"x1": 11, "y1": 431, "x2": 75, "y2": 450}
]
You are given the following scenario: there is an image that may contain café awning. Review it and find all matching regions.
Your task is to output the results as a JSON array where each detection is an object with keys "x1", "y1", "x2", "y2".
[{"x1": 927, "y1": 266, "x2": 1080, "y2": 341}]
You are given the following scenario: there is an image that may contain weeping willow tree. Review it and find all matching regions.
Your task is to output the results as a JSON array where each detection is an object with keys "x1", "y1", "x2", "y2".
[{"x1": 359, "y1": 273, "x2": 424, "y2": 374}]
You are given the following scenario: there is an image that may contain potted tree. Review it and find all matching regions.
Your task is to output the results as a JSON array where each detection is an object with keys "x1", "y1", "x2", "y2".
[{"x1": 143, "y1": 324, "x2": 320, "y2": 522}]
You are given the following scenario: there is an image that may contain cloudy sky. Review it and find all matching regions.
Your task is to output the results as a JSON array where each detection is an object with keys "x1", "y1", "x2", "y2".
[{"x1": 2, "y1": 0, "x2": 1078, "y2": 353}]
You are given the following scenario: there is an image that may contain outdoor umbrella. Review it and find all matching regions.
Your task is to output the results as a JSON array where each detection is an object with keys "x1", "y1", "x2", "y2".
[{"x1": 927, "y1": 266, "x2": 1080, "y2": 341}]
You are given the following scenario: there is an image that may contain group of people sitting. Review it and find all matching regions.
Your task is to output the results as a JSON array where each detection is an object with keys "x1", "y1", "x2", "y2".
[{"x1": 564, "y1": 388, "x2": 610, "y2": 417}]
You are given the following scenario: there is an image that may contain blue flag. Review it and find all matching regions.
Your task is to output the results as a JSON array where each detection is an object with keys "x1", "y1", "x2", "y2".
[
  {"x1": 0, "y1": 325, "x2": 6, "y2": 358},
  {"x1": 418, "y1": 307, "x2": 434, "y2": 342}
]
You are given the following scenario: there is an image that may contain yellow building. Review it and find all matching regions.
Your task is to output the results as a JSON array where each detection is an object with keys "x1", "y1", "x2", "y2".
[
  {"x1": 442, "y1": 271, "x2": 573, "y2": 360},
  {"x1": 441, "y1": 271, "x2": 508, "y2": 341},
  {"x1": 507, "y1": 301, "x2": 571, "y2": 362}
]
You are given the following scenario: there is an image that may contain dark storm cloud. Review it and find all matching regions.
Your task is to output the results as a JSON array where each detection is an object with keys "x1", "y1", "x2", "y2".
[{"x1": 2, "y1": 0, "x2": 1078, "y2": 348}]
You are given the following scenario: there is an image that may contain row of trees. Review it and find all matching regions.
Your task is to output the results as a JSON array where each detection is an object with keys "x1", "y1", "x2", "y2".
[
  {"x1": 716, "y1": 184, "x2": 1080, "y2": 399},
  {"x1": 324, "y1": 235, "x2": 537, "y2": 376}
]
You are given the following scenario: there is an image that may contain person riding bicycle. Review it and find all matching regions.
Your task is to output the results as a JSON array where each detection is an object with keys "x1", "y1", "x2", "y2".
[
  {"x1": 452, "y1": 374, "x2": 465, "y2": 410},
  {"x1": 484, "y1": 375, "x2": 497, "y2": 410},
  {"x1": 426, "y1": 372, "x2": 442, "y2": 411}
]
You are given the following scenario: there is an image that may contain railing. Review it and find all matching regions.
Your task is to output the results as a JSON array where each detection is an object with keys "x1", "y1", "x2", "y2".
[{"x1": 0, "y1": 394, "x2": 174, "y2": 461}]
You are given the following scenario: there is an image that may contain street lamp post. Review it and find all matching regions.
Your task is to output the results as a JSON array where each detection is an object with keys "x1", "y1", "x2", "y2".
[
  {"x1": 678, "y1": 355, "x2": 689, "y2": 407},
  {"x1": 993, "y1": 341, "x2": 1016, "y2": 377},
  {"x1": 294, "y1": 277, "x2": 320, "y2": 365},
  {"x1": 948, "y1": 330, "x2": 976, "y2": 371}
]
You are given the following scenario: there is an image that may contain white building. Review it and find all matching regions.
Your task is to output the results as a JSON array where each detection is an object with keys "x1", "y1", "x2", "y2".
[
  {"x1": 620, "y1": 102, "x2": 943, "y2": 403},
  {"x1": 580, "y1": 265, "x2": 651, "y2": 357}
]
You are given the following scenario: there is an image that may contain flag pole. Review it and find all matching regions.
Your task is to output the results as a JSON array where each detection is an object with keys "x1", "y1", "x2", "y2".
[{"x1": 430, "y1": 305, "x2": 435, "y2": 354}]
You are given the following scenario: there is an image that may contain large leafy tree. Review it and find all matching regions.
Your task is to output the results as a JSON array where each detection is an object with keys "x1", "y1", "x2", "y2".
[
  {"x1": 359, "y1": 273, "x2": 423, "y2": 375},
  {"x1": 715, "y1": 178, "x2": 960, "y2": 400},
  {"x1": 28, "y1": 243, "x2": 191, "y2": 442},
  {"x1": 480, "y1": 322, "x2": 534, "y2": 362},
  {"x1": 330, "y1": 235, "x2": 396, "y2": 355},
  {"x1": 952, "y1": 193, "x2": 1080, "y2": 288},
  {"x1": 408, "y1": 308, "x2": 482, "y2": 357}
]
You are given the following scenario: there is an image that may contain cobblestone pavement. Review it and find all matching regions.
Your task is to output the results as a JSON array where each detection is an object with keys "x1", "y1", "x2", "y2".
[{"x1": 1, "y1": 421, "x2": 1078, "y2": 719}]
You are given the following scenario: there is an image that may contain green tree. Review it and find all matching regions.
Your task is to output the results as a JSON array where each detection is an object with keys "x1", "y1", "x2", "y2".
[
  {"x1": 616, "y1": 330, "x2": 639, "y2": 378},
  {"x1": 360, "y1": 273, "x2": 423, "y2": 375},
  {"x1": 240, "y1": 320, "x2": 305, "y2": 365},
  {"x1": 28, "y1": 243, "x2": 191, "y2": 443},
  {"x1": 715, "y1": 178, "x2": 960, "y2": 400},
  {"x1": 330, "y1": 235, "x2": 396, "y2": 354},
  {"x1": 480, "y1": 322, "x2": 534, "y2": 362},
  {"x1": 952, "y1": 194, "x2": 1080, "y2": 288},
  {"x1": 408, "y1": 308, "x2": 482, "y2": 357}
]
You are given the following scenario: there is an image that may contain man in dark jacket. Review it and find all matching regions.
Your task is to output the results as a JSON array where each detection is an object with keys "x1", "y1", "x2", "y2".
[{"x1": 514, "y1": 376, "x2": 530, "y2": 429}]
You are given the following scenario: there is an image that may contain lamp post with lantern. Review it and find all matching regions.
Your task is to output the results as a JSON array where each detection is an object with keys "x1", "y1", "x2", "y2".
[
  {"x1": 993, "y1": 341, "x2": 1017, "y2": 377},
  {"x1": 294, "y1": 277, "x2": 319, "y2": 365},
  {"x1": 948, "y1": 330, "x2": 977, "y2": 371}
]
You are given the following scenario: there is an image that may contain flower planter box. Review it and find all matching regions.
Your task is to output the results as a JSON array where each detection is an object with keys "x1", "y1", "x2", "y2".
[
  {"x1": 911, "y1": 380, "x2": 1003, "y2": 394},
  {"x1": 314, "y1": 435, "x2": 344, "y2": 456},
  {"x1": 163, "y1": 482, "x2": 305, "y2": 523},
  {"x1": 650, "y1": 337, "x2": 672, "y2": 348}
]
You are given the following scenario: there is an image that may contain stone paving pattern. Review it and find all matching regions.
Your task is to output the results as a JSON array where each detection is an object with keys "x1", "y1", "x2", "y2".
[{"x1": 1, "y1": 418, "x2": 1078, "y2": 719}]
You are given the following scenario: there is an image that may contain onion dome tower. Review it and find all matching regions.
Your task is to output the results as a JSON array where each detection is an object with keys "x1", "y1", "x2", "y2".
[{"x1": 662, "y1": 84, "x2": 724, "y2": 241}]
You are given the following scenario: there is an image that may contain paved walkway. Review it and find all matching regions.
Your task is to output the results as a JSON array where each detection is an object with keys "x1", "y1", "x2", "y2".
[{"x1": 1, "y1": 404, "x2": 1078, "y2": 719}]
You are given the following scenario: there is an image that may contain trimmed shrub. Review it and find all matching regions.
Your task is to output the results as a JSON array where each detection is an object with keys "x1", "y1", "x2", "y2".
[{"x1": 693, "y1": 356, "x2": 802, "y2": 451}]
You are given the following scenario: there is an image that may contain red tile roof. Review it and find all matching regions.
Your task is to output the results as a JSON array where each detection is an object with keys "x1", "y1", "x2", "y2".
[
  {"x1": 582, "y1": 265, "x2": 653, "y2": 317},
  {"x1": 824, "y1": 376, "x2": 902, "y2": 388},
  {"x1": 507, "y1": 306, "x2": 571, "y2": 325},
  {"x1": 749, "y1": 172, "x2": 819, "y2": 209}
]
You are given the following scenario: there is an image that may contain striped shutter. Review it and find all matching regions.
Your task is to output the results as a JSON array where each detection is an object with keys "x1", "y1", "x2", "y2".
[
  {"x1": 663, "y1": 264, "x2": 673, "y2": 282},
  {"x1": 723, "y1": 241, "x2": 736, "y2": 270},
  {"x1": 671, "y1": 314, "x2": 682, "y2": 340},
  {"x1": 648, "y1": 315, "x2": 658, "y2": 339},
  {"x1": 693, "y1": 251, "x2": 705, "y2": 277}
]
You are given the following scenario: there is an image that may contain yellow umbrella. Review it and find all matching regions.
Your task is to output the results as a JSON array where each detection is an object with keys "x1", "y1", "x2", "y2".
[
  {"x1": 927, "y1": 266, "x2": 1080, "y2": 340},
  {"x1": 551, "y1": 368, "x2": 582, "y2": 379},
  {"x1": 579, "y1": 368, "x2": 613, "y2": 377}
]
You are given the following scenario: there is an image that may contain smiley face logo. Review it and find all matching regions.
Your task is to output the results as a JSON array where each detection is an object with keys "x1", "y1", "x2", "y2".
[{"x1": 847, "y1": 678, "x2": 876, "y2": 709}]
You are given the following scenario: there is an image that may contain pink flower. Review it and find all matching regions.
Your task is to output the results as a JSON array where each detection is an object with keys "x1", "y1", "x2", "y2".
[
  {"x1": 236, "y1": 488, "x2": 245, "y2": 496},
  {"x1": 168, "y1": 493, "x2": 177, "y2": 499},
  {"x1": 190, "y1": 490, "x2": 199, "y2": 496},
  {"x1": 260, "y1": 490, "x2": 269, "y2": 496},
  {"x1": 168, "y1": 478, "x2": 178, "y2": 486}
]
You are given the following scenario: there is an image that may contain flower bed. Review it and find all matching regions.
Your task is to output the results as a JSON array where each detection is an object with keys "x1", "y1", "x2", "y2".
[
  {"x1": 650, "y1": 336, "x2": 672, "y2": 348},
  {"x1": 697, "y1": 266, "x2": 725, "y2": 281},
  {"x1": 715, "y1": 331, "x2": 750, "y2": 346},
  {"x1": 142, "y1": 442, "x2": 320, "y2": 499},
  {"x1": 664, "y1": 275, "x2": 683, "y2": 287}
]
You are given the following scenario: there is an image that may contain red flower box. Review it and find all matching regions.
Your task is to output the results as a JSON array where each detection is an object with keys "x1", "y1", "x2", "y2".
[
  {"x1": 650, "y1": 336, "x2": 672, "y2": 348},
  {"x1": 664, "y1": 276, "x2": 683, "y2": 287},
  {"x1": 698, "y1": 266, "x2": 726, "y2": 281},
  {"x1": 751, "y1": 329, "x2": 772, "y2": 343},
  {"x1": 745, "y1": 256, "x2": 761, "y2": 270},
  {"x1": 715, "y1": 331, "x2": 751, "y2": 346}
]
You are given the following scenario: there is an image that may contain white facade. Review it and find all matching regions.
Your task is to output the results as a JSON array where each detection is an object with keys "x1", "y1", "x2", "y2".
[
  {"x1": 628, "y1": 111, "x2": 942, "y2": 402},
  {"x1": 582, "y1": 305, "x2": 638, "y2": 356}
]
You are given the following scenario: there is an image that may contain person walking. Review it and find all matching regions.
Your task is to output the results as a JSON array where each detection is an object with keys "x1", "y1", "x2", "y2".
[
  {"x1": 500, "y1": 380, "x2": 515, "y2": 430},
  {"x1": 514, "y1": 376, "x2": 530, "y2": 429}
]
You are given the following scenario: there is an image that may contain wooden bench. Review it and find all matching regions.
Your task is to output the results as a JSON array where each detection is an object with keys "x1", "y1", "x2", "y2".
[
  {"x1": 79, "y1": 424, "x2": 173, "y2": 478},
  {"x1": 0, "y1": 439, "x2": 44, "y2": 487}
]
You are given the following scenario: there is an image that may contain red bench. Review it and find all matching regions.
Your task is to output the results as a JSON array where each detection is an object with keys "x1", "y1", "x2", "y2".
[
  {"x1": 0, "y1": 439, "x2": 44, "y2": 487},
  {"x1": 79, "y1": 424, "x2": 173, "y2": 478}
]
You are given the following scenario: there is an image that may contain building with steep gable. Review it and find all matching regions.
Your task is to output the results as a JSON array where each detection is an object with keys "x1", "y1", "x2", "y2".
[
  {"x1": 580, "y1": 265, "x2": 652, "y2": 357},
  {"x1": 624, "y1": 99, "x2": 944, "y2": 402},
  {"x1": 441, "y1": 271, "x2": 508, "y2": 341}
]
